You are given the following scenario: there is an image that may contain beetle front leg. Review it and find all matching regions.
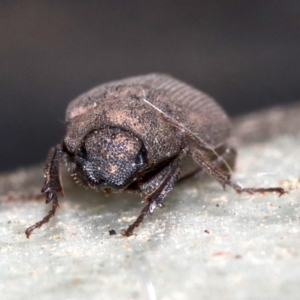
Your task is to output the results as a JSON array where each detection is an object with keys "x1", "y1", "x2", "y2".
[
  {"x1": 122, "y1": 158, "x2": 181, "y2": 237},
  {"x1": 190, "y1": 147, "x2": 286, "y2": 196},
  {"x1": 25, "y1": 144, "x2": 65, "y2": 238}
]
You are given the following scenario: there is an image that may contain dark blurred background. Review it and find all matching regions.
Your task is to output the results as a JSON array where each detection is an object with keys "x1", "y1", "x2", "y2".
[{"x1": 1, "y1": 1, "x2": 300, "y2": 171}]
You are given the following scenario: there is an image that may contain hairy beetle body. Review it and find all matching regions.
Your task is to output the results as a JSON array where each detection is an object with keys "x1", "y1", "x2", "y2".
[{"x1": 25, "y1": 74, "x2": 285, "y2": 238}]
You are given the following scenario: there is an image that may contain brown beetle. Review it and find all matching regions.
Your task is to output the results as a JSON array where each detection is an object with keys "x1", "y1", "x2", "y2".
[{"x1": 25, "y1": 74, "x2": 285, "y2": 238}]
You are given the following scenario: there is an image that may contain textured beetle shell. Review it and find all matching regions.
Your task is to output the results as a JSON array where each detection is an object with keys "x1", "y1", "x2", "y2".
[
  {"x1": 64, "y1": 89, "x2": 181, "y2": 166},
  {"x1": 64, "y1": 73, "x2": 230, "y2": 165},
  {"x1": 106, "y1": 73, "x2": 231, "y2": 148}
]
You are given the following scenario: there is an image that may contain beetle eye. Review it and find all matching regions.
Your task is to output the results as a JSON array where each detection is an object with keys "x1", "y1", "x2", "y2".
[
  {"x1": 135, "y1": 145, "x2": 147, "y2": 167},
  {"x1": 77, "y1": 144, "x2": 88, "y2": 159}
]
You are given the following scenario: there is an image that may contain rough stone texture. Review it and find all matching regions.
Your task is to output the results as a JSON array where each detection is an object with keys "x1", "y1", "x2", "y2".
[{"x1": 0, "y1": 102, "x2": 300, "y2": 300}]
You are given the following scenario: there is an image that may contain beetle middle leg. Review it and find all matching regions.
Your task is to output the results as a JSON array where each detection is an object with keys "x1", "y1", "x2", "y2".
[
  {"x1": 190, "y1": 147, "x2": 286, "y2": 196},
  {"x1": 179, "y1": 145, "x2": 237, "y2": 182},
  {"x1": 122, "y1": 157, "x2": 181, "y2": 236}
]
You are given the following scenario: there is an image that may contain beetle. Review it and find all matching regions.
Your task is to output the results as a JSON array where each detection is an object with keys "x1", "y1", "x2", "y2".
[{"x1": 25, "y1": 73, "x2": 285, "y2": 238}]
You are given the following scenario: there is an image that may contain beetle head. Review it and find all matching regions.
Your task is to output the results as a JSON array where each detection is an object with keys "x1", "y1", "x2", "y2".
[{"x1": 72, "y1": 127, "x2": 147, "y2": 192}]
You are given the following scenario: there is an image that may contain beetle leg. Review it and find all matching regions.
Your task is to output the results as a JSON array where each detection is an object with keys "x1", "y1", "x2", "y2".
[
  {"x1": 214, "y1": 146, "x2": 237, "y2": 173},
  {"x1": 25, "y1": 144, "x2": 65, "y2": 238},
  {"x1": 121, "y1": 157, "x2": 181, "y2": 236},
  {"x1": 190, "y1": 147, "x2": 286, "y2": 196},
  {"x1": 179, "y1": 146, "x2": 236, "y2": 182}
]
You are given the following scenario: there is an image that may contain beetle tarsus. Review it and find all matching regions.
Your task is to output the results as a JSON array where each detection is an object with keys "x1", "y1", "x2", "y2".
[
  {"x1": 25, "y1": 196, "x2": 59, "y2": 238},
  {"x1": 191, "y1": 147, "x2": 286, "y2": 197},
  {"x1": 233, "y1": 185, "x2": 286, "y2": 196},
  {"x1": 121, "y1": 202, "x2": 151, "y2": 237}
]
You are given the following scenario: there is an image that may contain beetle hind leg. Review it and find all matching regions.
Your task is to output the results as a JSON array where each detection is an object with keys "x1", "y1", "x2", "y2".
[
  {"x1": 191, "y1": 147, "x2": 286, "y2": 196},
  {"x1": 179, "y1": 145, "x2": 237, "y2": 182}
]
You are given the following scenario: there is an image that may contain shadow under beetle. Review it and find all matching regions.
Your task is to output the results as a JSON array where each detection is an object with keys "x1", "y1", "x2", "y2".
[{"x1": 25, "y1": 73, "x2": 285, "y2": 238}]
